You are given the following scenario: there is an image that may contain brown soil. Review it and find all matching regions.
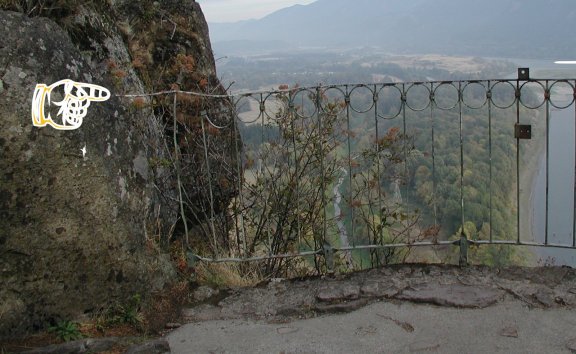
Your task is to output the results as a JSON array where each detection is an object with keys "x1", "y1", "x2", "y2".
[{"x1": 0, "y1": 324, "x2": 141, "y2": 353}]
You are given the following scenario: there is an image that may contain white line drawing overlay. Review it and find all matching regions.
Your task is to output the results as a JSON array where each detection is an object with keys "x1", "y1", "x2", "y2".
[{"x1": 32, "y1": 79, "x2": 110, "y2": 130}]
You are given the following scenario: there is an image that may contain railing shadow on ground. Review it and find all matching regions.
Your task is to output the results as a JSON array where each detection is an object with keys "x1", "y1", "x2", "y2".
[{"x1": 122, "y1": 68, "x2": 576, "y2": 277}]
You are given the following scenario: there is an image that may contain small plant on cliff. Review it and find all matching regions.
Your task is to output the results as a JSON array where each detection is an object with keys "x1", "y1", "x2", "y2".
[
  {"x1": 119, "y1": 294, "x2": 143, "y2": 326},
  {"x1": 110, "y1": 294, "x2": 144, "y2": 328},
  {"x1": 48, "y1": 320, "x2": 83, "y2": 342},
  {"x1": 93, "y1": 293, "x2": 145, "y2": 333}
]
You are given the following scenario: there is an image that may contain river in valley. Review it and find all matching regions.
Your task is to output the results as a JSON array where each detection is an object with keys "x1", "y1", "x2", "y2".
[
  {"x1": 501, "y1": 58, "x2": 576, "y2": 266},
  {"x1": 529, "y1": 104, "x2": 576, "y2": 266}
]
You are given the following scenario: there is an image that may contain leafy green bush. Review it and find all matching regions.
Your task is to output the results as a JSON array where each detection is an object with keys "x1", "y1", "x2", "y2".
[
  {"x1": 115, "y1": 294, "x2": 144, "y2": 326},
  {"x1": 100, "y1": 294, "x2": 144, "y2": 328},
  {"x1": 48, "y1": 320, "x2": 83, "y2": 342}
]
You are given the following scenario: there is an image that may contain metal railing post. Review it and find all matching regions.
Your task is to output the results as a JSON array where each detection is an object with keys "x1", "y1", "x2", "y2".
[
  {"x1": 323, "y1": 240, "x2": 334, "y2": 275},
  {"x1": 459, "y1": 233, "x2": 468, "y2": 266},
  {"x1": 458, "y1": 81, "x2": 468, "y2": 267}
]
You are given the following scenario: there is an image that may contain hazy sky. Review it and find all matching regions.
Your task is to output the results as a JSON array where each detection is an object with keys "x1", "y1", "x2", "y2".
[{"x1": 196, "y1": 0, "x2": 317, "y2": 23}]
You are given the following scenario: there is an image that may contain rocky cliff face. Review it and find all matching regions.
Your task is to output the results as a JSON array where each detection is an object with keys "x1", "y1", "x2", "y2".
[{"x1": 0, "y1": 0, "x2": 235, "y2": 337}]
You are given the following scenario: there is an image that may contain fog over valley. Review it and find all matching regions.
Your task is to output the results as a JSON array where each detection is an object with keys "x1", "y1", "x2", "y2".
[{"x1": 208, "y1": 0, "x2": 576, "y2": 60}]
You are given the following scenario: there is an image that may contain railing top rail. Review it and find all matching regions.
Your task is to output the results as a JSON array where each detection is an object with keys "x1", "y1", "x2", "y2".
[{"x1": 117, "y1": 77, "x2": 576, "y2": 100}]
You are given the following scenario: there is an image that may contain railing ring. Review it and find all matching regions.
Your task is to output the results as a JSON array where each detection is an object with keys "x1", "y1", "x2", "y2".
[
  {"x1": 461, "y1": 81, "x2": 489, "y2": 109},
  {"x1": 262, "y1": 91, "x2": 289, "y2": 122},
  {"x1": 234, "y1": 94, "x2": 265, "y2": 124},
  {"x1": 375, "y1": 84, "x2": 403, "y2": 119},
  {"x1": 489, "y1": 81, "x2": 517, "y2": 109},
  {"x1": 318, "y1": 86, "x2": 347, "y2": 115},
  {"x1": 405, "y1": 83, "x2": 432, "y2": 111},
  {"x1": 433, "y1": 82, "x2": 460, "y2": 110},
  {"x1": 203, "y1": 97, "x2": 236, "y2": 129},
  {"x1": 519, "y1": 81, "x2": 547, "y2": 109},
  {"x1": 549, "y1": 80, "x2": 575, "y2": 110},
  {"x1": 348, "y1": 84, "x2": 376, "y2": 113},
  {"x1": 290, "y1": 88, "x2": 319, "y2": 119}
]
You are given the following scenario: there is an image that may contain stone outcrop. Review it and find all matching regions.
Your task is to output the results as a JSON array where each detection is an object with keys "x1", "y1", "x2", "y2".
[
  {"x1": 22, "y1": 338, "x2": 119, "y2": 354},
  {"x1": 0, "y1": 0, "x2": 235, "y2": 337},
  {"x1": 181, "y1": 264, "x2": 576, "y2": 323}
]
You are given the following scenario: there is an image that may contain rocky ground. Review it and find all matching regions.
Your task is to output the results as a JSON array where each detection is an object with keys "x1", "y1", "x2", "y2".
[
  {"x1": 7, "y1": 264, "x2": 576, "y2": 353},
  {"x1": 184, "y1": 263, "x2": 576, "y2": 321}
]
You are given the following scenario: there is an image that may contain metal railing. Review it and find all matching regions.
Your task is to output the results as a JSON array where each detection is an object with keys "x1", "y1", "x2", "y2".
[{"x1": 124, "y1": 68, "x2": 576, "y2": 274}]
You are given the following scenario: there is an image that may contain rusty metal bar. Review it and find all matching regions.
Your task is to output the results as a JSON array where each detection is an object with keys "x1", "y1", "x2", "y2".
[
  {"x1": 430, "y1": 84, "x2": 438, "y2": 225},
  {"x1": 200, "y1": 110, "x2": 219, "y2": 258},
  {"x1": 374, "y1": 85, "x2": 384, "y2": 239},
  {"x1": 345, "y1": 85, "x2": 355, "y2": 247},
  {"x1": 545, "y1": 83, "x2": 550, "y2": 245},
  {"x1": 317, "y1": 86, "x2": 328, "y2": 259},
  {"x1": 401, "y1": 83, "x2": 408, "y2": 204},
  {"x1": 232, "y1": 105, "x2": 247, "y2": 257},
  {"x1": 488, "y1": 81, "x2": 493, "y2": 243},
  {"x1": 574, "y1": 83, "x2": 576, "y2": 248},
  {"x1": 173, "y1": 93, "x2": 190, "y2": 248},
  {"x1": 458, "y1": 81, "x2": 468, "y2": 266},
  {"x1": 288, "y1": 92, "x2": 302, "y2": 249},
  {"x1": 516, "y1": 77, "x2": 522, "y2": 244}
]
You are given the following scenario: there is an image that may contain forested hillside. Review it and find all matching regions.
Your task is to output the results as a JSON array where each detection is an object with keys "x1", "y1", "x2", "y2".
[{"x1": 229, "y1": 55, "x2": 535, "y2": 267}]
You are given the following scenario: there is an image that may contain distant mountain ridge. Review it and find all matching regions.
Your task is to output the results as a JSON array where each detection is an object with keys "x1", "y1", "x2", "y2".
[{"x1": 208, "y1": 0, "x2": 576, "y2": 59}]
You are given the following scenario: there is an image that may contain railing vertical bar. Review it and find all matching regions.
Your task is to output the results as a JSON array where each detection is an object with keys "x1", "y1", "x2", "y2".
[
  {"x1": 430, "y1": 83, "x2": 437, "y2": 225},
  {"x1": 374, "y1": 85, "x2": 384, "y2": 238},
  {"x1": 488, "y1": 81, "x2": 493, "y2": 243},
  {"x1": 402, "y1": 84, "x2": 409, "y2": 204},
  {"x1": 232, "y1": 102, "x2": 247, "y2": 258},
  {"x1": 317, "y1": 86, "x2": 328, "y2": 256},
  {"x1": 259, "y1": 94, "x2": 265, "y2": 178},
  {"x1": 259, "y1": 94, "x2": 273, "y2": 254},
  {"x1": 545, "y1": 82, "x2": 550, "y2": 245},
  {"x1": 516, "y1": 80, "x2": 521, "y2": 244},
  {"x1": 288, "y1": 93, "x2": 302, "y2": 249},
  {"x1": 345, "y1": 86, "x2": 355, "y2": 248},
  {"x1": 573, "y1": 80, "x2": 576, "y2": 248},
  {"x1": 457, "y1": 81, "x2": 468, "y2": 266},
  {"x1": 459, "y1": 82, "x2": 465, "y2": 234},
  {"x1": 200, "y1": 110, "x2": 219, "y2": 258},
  {"x1": 173, "y1": 93, "x2": 190, "y2": 248}
]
